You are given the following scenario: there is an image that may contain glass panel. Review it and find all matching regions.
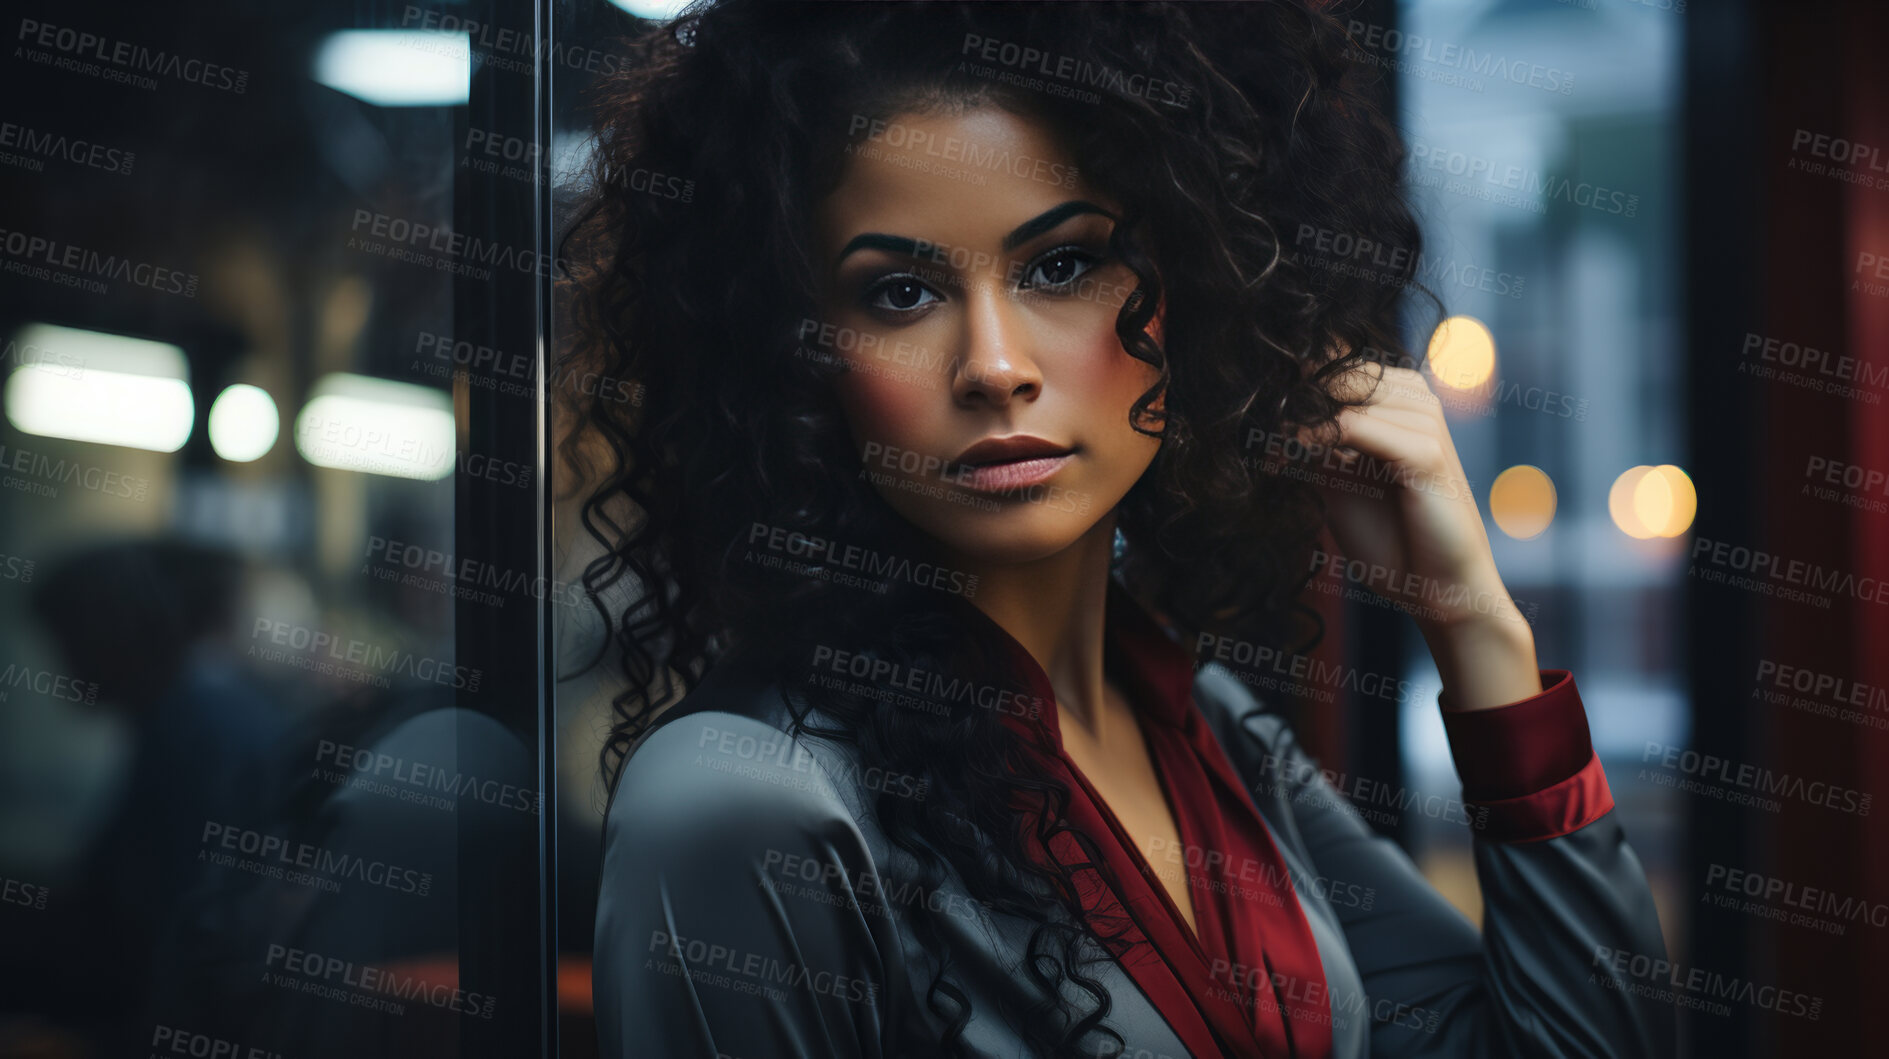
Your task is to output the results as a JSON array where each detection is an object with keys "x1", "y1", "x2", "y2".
[{"x1": 0, "y1": 2, "x2": 549, "y2": 1055}]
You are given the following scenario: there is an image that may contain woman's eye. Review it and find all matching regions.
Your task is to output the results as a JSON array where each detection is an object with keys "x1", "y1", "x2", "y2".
[
  {"x1": 1022, "y1": 247, "x2": 1099, "y2": 290},
  {"x1": 864, "y1": 276, "x2": 941, "y2": 313}
]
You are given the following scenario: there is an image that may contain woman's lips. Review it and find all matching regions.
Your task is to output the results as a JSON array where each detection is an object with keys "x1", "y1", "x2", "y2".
[{"x1": 954, "y1": 452, "x2": 1073, "y2": 494}]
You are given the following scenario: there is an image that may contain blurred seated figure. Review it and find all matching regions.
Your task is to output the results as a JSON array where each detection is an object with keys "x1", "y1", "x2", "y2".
[
  {"x1": 2, "y1": 538, "x2": 291, "y2": 1057},
  {"x1": 2, "y1": 536, "x2": 538, "y2": 1058}
]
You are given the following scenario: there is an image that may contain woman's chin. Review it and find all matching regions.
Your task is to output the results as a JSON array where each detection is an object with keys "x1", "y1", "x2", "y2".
[{"x1": 906, "y1": 509, "x2": 1105, "y2": 569}]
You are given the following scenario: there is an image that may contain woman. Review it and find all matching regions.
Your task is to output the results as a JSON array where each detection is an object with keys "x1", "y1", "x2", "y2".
[{"x1": 558, "y1": 1, "x2": 1674, "y2": 1056}]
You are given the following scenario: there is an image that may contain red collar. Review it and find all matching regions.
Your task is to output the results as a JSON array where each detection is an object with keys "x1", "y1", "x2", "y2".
[{"x1": 941, "y1": 577, "x2": 1336, "y2": 1059}]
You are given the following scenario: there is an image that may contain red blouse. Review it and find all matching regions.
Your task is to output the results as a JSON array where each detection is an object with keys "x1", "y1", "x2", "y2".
[{"x1": 956, "y1": 577, "x2": 1616, "y2": 1058}]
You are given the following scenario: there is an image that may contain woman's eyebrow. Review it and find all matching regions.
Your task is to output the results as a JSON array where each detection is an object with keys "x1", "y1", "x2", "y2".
[
  {"x1": 832, "y1": 200, "x2": 1117, "y2": 269},
  {"x1": 1001, "y1": 199, "x2": 1115, "y2": 252}
]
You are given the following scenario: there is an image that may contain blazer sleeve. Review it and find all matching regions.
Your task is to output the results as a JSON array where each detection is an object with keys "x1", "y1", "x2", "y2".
[
  {"x1": 1263, "y1": 669, "x2": 1676, "y2": 1058},
  {"x1": 591, "y1": 710, "x2": 893, "y2": 1059}
]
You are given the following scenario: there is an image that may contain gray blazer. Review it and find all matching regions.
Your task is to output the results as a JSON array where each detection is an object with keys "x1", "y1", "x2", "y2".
[{"x1": 592, "y1": 654, "x2": 1676, "y2": 1058}]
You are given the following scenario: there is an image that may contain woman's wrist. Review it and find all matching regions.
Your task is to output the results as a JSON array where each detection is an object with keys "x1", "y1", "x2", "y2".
[{"x1": 1419, "y1": 607, "x2": 1542, "y2": 712}]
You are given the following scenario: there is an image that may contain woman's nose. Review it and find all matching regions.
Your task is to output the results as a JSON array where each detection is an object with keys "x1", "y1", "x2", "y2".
[{"x1": 951, "y1": 282, "x2": 1042, "y2": 408}]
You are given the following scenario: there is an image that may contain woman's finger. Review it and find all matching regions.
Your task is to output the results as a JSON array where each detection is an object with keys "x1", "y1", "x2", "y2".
[
  {"x1": 1321, "y1": 407, "x2": 1446, "y2": 474},
  {"x1": 1335, "y1": 402, "x2": 1438, "y2": 433},
  {"x1": 1362, "y1": 367, "x2": 1446, "y2": 417}
]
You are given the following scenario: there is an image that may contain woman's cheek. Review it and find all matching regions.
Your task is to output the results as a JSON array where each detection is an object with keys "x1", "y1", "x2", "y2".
[
  {"x1": 1086, "y1": 320, "x2": 1160, "y2": 409},
  {"x1": 839, "y1": 370, "x2": 929, "y2": 455}
]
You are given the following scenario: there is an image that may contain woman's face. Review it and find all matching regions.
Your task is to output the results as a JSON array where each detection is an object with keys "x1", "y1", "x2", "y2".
[{"x1": 811, "y1": 105, "x2": 1165, "y2": 568}]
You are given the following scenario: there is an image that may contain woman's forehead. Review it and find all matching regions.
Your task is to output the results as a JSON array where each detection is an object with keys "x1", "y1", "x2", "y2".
[{"x1": 815, "y1": 107, "x2": 1104, "y2": 250}]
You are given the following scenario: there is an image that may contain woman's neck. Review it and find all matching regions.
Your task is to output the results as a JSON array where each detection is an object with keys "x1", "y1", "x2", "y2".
[{"x1": 937, "y1": 512, "x2": 1122, "y2": 744}]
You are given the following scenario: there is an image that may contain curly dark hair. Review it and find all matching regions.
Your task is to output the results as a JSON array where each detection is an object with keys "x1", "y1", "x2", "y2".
[{"x1": 555, "y1": 1, "x2": 1427, "y2": 1054}]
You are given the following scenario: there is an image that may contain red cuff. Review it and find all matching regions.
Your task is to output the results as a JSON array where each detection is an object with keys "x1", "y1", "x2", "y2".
[{"x1": 1440, "y1": 669, "x2": 1615, "y2": 843}]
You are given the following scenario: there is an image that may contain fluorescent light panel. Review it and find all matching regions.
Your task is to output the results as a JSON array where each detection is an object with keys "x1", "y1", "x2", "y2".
[
  {"x1": 605, "y1": 0, "x2": 696, "y2": 20},
  {"x1": 314, "y1": 30, "x2": 470, "y2": 107},
  {"x1": 4, "y1": 324, "x2": 194, "y2": 452},
  {"x1": 295, "y1": 372, "x2": 454, "y2": 480}
]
